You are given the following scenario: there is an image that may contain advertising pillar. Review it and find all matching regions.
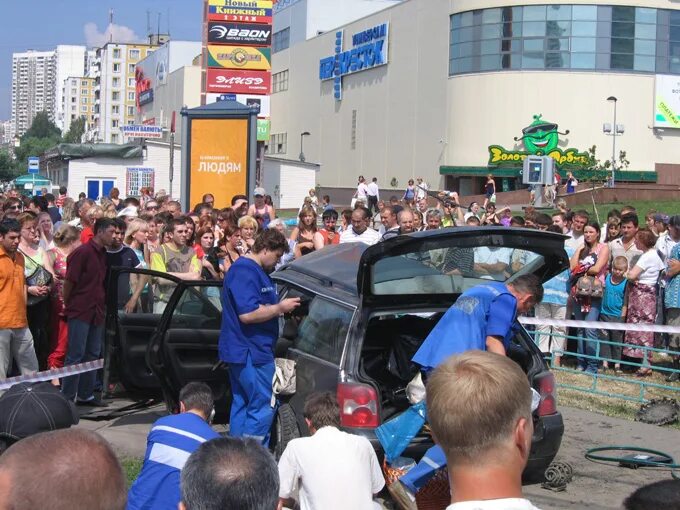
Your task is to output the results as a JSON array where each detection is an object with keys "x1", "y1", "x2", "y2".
[{"x1": 180, "y1": 101, "x2": 258, "y2": 211}]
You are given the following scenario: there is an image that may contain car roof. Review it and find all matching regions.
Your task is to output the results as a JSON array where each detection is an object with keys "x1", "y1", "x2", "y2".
[{"x1": 276, "y1": 242, "x2": 368, "y2": 296}]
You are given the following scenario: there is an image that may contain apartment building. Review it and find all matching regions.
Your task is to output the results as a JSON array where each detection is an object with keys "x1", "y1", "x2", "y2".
[
  {"x1": 11, "y1": 50, "x2": 56, "y2": 137},
  {"x1": 54, "y1": 45, "x2": 88, "y2": 132},
  {"x1": 90, "y1": 42, "x2": 158, "y2": 143},
  {"x1": 62, "y1": 76, "x2": 96, "y2": 137}
]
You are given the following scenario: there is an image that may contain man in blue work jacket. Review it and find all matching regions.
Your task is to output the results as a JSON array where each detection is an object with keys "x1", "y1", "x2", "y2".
[
  {"x1": 389, "y1": 274, "x2": 543, "y2": 510},
  {"x1": 219, "y1": 229, "x2": 300, "y2": 445},
  {"x1": 127, "y1": 382, "x2": 219, "y2": 510}
]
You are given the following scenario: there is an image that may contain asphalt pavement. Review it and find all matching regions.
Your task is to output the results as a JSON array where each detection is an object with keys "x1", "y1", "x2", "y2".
[{"x1": 78, "y1": 404, "x2": 680, "y2": 510}]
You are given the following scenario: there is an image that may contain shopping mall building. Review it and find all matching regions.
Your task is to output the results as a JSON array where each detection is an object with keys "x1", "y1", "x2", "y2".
[{"x1": 270, "y1": 0, "x2": 680, "y2": 197}]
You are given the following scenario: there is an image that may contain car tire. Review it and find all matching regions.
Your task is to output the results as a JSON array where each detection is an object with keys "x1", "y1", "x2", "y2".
[{"x1": 272, "y1": 403, "x2": 300, "y2": 460}]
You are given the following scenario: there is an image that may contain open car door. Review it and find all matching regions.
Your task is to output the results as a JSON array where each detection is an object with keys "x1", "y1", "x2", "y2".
[
  {"x1": 357, "y1": 227, "x2": 570, "y2": 305},
  {"x1": 104, "y1": 267, "x2": 177, "y2": 399},
  {"x1": 146, "y1": 280, "x2": 229, "y2": 420}
]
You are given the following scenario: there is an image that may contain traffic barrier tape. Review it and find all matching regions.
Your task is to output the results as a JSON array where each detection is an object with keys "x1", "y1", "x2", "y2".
[
  {"x1": 0, "y1": 320, "x2": 676, "y2": 391},
  {"x1": 0, "y1": 359, "x2": 104, "y2": 391},
  {"x1": 519, "y1": 317, "x2": 680, "y2": 334}
]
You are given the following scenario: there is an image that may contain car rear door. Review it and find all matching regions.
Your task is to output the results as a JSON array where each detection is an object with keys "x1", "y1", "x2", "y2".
[
  {"x1": 356, "y1": 227, "x2": 569, "y2": 305},
  {"x1": 275, "y1": 284, "x2": 356, "y2": 432}
]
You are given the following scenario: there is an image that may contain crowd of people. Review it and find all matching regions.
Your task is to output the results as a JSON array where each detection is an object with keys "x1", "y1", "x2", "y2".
[{"x1": 0, "y1": 177, "x2": 679, "y2": 509}]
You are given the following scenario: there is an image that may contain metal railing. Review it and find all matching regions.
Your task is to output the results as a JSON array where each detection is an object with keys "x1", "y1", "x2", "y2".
[{"x1": 523, "y1": 322, "x2": 680, "y2": 404}]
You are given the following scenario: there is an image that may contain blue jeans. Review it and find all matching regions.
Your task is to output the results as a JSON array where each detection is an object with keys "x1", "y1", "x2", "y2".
[
  {"x1": 572, "y1": 298, "x2": 601, "y2": 373},
  {"x1": 228, "y1": 353, "x2": 275, "y2": 446},
  {"x1": 61, "y1": 318, "x2": 104, "y2": 401},
  {"x1": 400, "y1": 444, "x2": 447, "y2": 493}
]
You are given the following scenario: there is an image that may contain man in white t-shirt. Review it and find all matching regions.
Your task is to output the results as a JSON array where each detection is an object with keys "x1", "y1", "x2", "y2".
[
  {"x1": 565, "y1": 210, "x2": 588, "y2": 251},
  {"x1": 278, "y1": 392, "x2": 384, "y2": 510},
  {"x1": 427, "y1": 351, "x2": 541, "y2": 510},
  {"x1": 366, "y1": 177, "x2": 380, "y2": 215},
  {"x1": 340, "y1": 207, "x2": 380, "y2": 246}
]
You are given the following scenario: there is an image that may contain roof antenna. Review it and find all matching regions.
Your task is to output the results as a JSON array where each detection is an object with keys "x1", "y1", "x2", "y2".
[
  {"x1": 109, "y1": 8, "x2": 114, "y2": 43},
  {"x1": 147, "y1": 10, "x2": 152, "y2": 40}
]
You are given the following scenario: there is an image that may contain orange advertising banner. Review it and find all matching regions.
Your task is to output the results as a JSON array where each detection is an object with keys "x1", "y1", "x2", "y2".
[{"x1": 190, "y1": 118, "x2": 248, "y2": 208}]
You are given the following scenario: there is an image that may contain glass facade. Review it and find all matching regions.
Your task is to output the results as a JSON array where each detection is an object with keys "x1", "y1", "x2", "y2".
[{"x1": 449, "y1": 5, "x2": 680, "y2": 75}]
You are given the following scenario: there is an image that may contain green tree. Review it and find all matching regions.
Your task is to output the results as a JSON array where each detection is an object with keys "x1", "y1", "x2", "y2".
[
  {"x1": 22, "y1": 111, "x2": 61, "y2": 141},
  {"x1": 0, "y1": 150, "x2": 20, "y2": 181},
  {"x1": 63, "y1": 116, "x2": 86, "y2": 143}
]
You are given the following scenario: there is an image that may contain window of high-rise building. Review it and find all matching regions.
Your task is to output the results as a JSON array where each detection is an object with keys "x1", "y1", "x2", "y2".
[
  {"x1": 112, "y1": 77, "x2": 120, "y2": 88},
  {"x1": 81, "y1": 80, "x2": 88, "y2": 87},
  {"x1": 127, "y1": 91, "x2": 135, "y2": 101},
  {"x1": 112, "y1": 91, "x2": 120, "y2": 101},
  {"x1": 113, "y1": 48, "x2": 121, "y2": 59},
  {"x1": 127, "y1": 106, "x2": 135, "y2": 116},
  {"x1": 129, "y1": 49, "x2": 141, "y2": 60},
  {"x1": 128, "y1": 64, "x2": 135, "y2": 74},
  {"x1": 113, "y1": 63, "x2": 121, "y2": 73}
]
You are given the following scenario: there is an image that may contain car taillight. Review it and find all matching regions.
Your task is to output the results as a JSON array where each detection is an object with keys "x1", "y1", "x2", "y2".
[
  {"x1": 535, "y1": 372, "x2": 557, "y2": 416},
  {"x1": 337, "y1": 382, "x2": 379, "y2": 428}
]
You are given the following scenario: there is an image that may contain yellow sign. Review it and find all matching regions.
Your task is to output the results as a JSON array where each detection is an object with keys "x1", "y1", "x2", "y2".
[
  {"x1": 190, "y1": 119, "x2": 248, "y2": 208},
  {"x1": 207, "y1": 45, "x2": 271, "y2": 71},
  {"x1": 208, "y1": 0, "x2": 273, "y2": 8}
]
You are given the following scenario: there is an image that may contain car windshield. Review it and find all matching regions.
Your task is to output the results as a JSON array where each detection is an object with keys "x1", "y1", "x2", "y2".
[{"x1": 371, "y1": 243, "x2": 545, "y2": 296}]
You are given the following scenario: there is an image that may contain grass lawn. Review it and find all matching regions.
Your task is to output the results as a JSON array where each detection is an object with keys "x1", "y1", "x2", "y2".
[
  {"x1": 565, "y1": 199, "x2": 680, "y2": 222},
  {"x1": 121, "y1": 457, "x2": 144, "y2": 486}
]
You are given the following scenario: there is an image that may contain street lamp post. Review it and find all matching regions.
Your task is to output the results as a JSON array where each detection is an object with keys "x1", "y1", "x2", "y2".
[
  {"x1": 299, "y1": 131, "x2": 310, "y2": 162},
  {"x1": 605, "y1": 96, "x2": 620, "y2": 188}
]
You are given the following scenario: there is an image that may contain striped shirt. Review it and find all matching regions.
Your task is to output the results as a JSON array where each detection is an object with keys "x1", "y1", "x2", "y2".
[{"x1": 127, "y1": 413, "x2": 219, "y2": 510}]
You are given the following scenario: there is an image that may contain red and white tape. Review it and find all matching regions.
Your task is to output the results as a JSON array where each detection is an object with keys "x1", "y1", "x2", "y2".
[
  {"x1": 0, "y1": 359, "x2": 104, "y2": 391},
  {"x1": 519, "y1": 317, "x2": 680, "y2": 334}
]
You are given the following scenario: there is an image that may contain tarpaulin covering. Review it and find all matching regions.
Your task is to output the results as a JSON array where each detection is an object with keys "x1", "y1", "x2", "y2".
[{"x1": 44, "y1": 143, "x2": 142, "y2": 160}]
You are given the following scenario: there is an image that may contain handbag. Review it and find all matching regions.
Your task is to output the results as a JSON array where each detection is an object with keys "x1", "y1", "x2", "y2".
[
  {"x1": 575, "y1": 275, "x2": 603, "y2": 298},
  {"x1": 272, "y1": 358, "x2": 296, "y2": 406},
  {"x1": 22, "y1": 250, "x2": 53, "y2": 306}
]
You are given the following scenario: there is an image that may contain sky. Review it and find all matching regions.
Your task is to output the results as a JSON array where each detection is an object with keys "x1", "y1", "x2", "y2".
[{"x1": 0, "y1": 0, "x2": 203, "y2": 120}]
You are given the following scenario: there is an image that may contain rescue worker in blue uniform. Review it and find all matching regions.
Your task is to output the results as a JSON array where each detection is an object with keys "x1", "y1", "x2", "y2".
[
  {"x1": 218, "y1": 229, "x2": 300, "y2": 446},
  {"x1": 127, "y1": 382, "x2": 219, "y2": 510},
  {"x1": 389, "y1": 274, "x2": 543, "y2": 510}
]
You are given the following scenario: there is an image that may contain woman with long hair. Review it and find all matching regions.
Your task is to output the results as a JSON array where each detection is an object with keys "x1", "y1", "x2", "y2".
[
  {"x1": 194, "y1": 227, "x2": 215, "y2": 260},
  {"x1": 109, "y1": 187, "x2": 124, "y2": 211},
  {"x1": 203, "y1": 225, "x2": 242, "y2": 280},
  {"x1": 290, "y1": 206, "x2": 323, "y2": 259},
  {"x1": 124, "y1": 218, "x2": 151, "y2": 312},
  {"x1": 570, "y1": 222, "x2": 610, "y2": 374},
  {"x1": 623, "y1": 229, "x2": 665, "y2": 376},
  {"x1": 37, "y1": 211, "x2": 55, "y2": 251},
  {"x1": 125, "y1": 218, "x2": 150, "y2": 268},
  {"x1": 61, "y1": 198, "x2": 77, "y2": 224},
  {"x1": 46, "y1": 225, "x2": 81, "y2": 374},
  {"x1": 402, "y1": 179, "x2": 416, "y2": 207},
  {"x1": 18, "y1": 212, "x2": 54, "y2": 370}
]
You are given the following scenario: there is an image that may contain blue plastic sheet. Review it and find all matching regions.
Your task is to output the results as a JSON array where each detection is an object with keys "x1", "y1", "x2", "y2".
[{"x1": 375, "y1": 401, "x2": 428, "y2": 463}]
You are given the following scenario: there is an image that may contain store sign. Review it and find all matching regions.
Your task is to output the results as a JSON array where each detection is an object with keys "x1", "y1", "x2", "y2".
[
  {"x1": 135, "y1": 67, "x2": 153, "y2": 109},
  {"x1": 488, "y1": 115, "x2": 592, "y2": 169},
  {"x1": 208, "y1": 22, "x2": 272, "y2": 45},
  {"x1": 208, "y1": 0, "x2": 272, "y2": 7},
  {"x1": 207, "y1": 5, "x2": 272, "y2": 23},
  {"x1": 208, "y1": 45, "x2": 271, "y2": 70},
  {"x1": 257, "y1": 118, "x2": 271, "y2": 141},
  {"x1": 207, "y1": 69, "x2": 271, "y2": 94},
  {"x1": 138, "y1": 89, "x2": 154, "y2": 106},
  {"x1": 319, "y1": 22, "x2": 389, "y2": 101},
  {"x1": 654, "y1": 74, "x2": 680, "y2": 128},
  {"x1": 121, "y1": 125, "x2": 163, "y2": 139}
]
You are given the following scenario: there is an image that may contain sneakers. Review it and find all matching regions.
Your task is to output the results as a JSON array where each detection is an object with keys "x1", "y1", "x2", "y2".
[{"x1": 387, "y1": 481, "x2": 417, "y2": 510}]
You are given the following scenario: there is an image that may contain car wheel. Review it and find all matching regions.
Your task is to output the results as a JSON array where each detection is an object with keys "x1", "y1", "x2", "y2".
[{"x1": 272, "y1": 403, "x2": 300, "y2": 460}]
